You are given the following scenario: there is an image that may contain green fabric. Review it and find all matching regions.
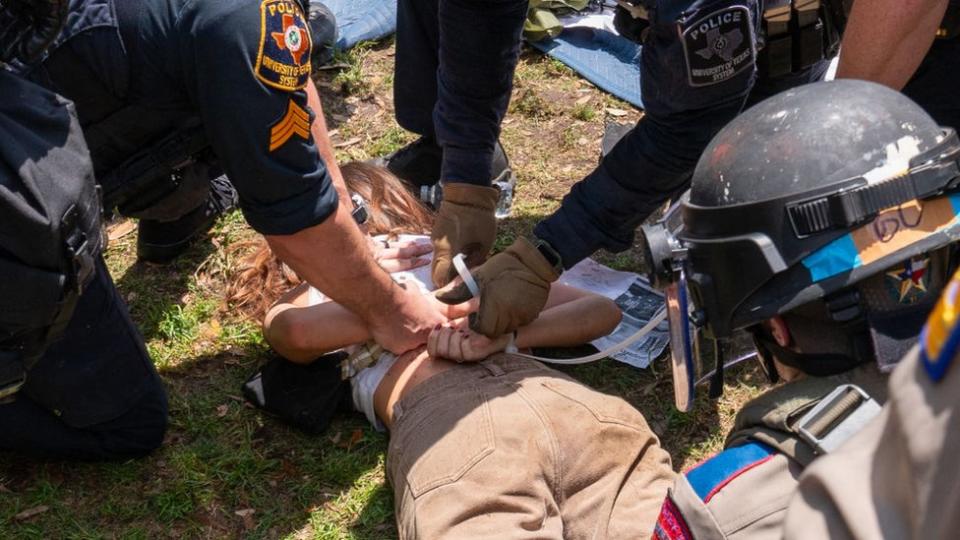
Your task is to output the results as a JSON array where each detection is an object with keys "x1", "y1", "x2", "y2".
[
  {"x1": 725, "y1": 364, "x2": 889, "y2": 467},
  {"x1": 524, "y1": 0, "x2": 588, "y2": 42}
]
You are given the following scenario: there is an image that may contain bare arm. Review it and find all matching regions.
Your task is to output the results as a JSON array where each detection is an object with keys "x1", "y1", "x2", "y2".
[
  {"x1": 265, "y1": 81, "x2": 448, "y2": 354},
  {"x1": 428, "y1": 284, "x2": 623, "y2": 361},
  {"x1": 514, "y1": 288, "x2": 623, "y2": 349},
  {"x1": 264, "y1": 290, "x2": 371, "y2": 363},
  {"x1": 837, "y1": 0, "x2": 948, "y2": 89}
]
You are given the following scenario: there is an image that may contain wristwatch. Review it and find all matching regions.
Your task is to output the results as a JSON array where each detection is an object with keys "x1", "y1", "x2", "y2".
[
  {"x1": 350, "y1": 193, "x2": 369, "y2": 225},
  {"x1": 530, "y1": 236, "x2": 564, "y2": 274}
]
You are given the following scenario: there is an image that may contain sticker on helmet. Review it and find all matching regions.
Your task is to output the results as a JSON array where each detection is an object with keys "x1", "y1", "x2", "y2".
[
  {"x1": 803, "y1": 194, "x2": 960, "y2": 282},
  {"x1": 255, "y1": 0, "x2": 312, "y2": 92},
  {"x1": 681, "y1": 6, "x2": 755, "y2": 87},
  {"x1": 886, "y1": 256, "x2": 930, "y2": 304}
]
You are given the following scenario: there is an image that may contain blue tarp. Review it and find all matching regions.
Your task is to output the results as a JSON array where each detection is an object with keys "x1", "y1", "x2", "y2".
[
  {"x1": 322, "y1": 1, "x2": 643, "y2": 109},
  {"x1": 529, "y1": 27, "x2": 643, "y2": 109},
  {"x1": 324, "y1": 0, "x2": 398, "y2": 50}
]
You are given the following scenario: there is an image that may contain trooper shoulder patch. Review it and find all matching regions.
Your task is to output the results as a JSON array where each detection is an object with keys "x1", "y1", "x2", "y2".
[
  {"x1": 681, "y1": 6, "x2": 755, "y2": 87},
  {"x1": 685, "y1": 442, "x2": 775, "y2": 502},
  {"x1": 921, "y1": 269, "x2": 960, "y2": 382},
  {"x1": 255, "y1": 0, "x2": 313, "y2": 91}
]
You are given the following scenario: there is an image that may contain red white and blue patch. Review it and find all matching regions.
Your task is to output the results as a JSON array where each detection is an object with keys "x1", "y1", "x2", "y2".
[
  {"x1": 255, "y1": 0, "x2": 312, "y2": 92},
  {"x1": 653, "y1": 496, "x2": 693, "y2": 540},
  {"x1": 886, "y1": 256, "x2": 929, "y2": 305},
  {"x1": 685, "y1": 442, "x2": 775, "y2": 503}
]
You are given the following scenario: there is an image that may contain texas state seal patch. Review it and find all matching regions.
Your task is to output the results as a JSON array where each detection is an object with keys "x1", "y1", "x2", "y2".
[
  {"x1": 255, "y1": 0, "x2": 312, "y2": 92},
  {"x1": 681, "y1": 6, "x2": 755, "y2": 87}
]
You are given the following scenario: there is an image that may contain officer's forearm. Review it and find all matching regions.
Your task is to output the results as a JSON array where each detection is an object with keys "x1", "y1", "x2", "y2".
[
  {"x1": 264, "y1": 206, "x2": 403, "y2": 328},
  {"x1": 837, "y1": 0, "x2": 948, "y2": 89},
  {"x1": 306, "y1": 79, "x2": 349, "y2": 203}
]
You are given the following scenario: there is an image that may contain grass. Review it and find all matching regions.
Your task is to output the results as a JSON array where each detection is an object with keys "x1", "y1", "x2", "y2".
[{"x1": 0, "y1": 43, "x2": 764, "y2": 538}]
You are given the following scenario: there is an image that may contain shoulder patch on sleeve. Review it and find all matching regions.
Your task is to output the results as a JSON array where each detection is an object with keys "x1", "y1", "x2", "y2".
[
  {"x1": 255, "y1": 0, "x2": 313, "y2": 91},
  {"x1": 269, "y1": 99, "x2": 311, "y2": 151},
  {"x1": 921, "y1": 269, "x2": 960, "y2": 382},
  {"x1": 681, "y1": 6, "x2": 755, "y2": 87},
  {"x1": 653, "y1": 495, "x2": 694, "y2": 540},
  {"x1": 685, "y1": 442, "x2": 775, "y2": 503}
]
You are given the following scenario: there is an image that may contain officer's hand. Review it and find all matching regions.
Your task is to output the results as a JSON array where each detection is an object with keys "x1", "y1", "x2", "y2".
[
  {"x1": 370, "y1": 237, "x2": 432, "y2": 273},
  {"x1": 436, "y1": 237, "x2": 560, "y2": 338},
  {"x1": 431, "y1": 183, "x2": 499, "y2": 288},
  {"x1": 368, "y1": 284, "x2": 476, "y2": 355},
  {"x1": 368, "y1": 284, "x2": 447, "y2": 354}
]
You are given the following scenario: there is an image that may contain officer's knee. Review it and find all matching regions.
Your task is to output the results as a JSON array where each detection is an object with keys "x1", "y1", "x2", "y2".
[{"x1": 96, "y1": 381, "x2": 169, "y2": 460}]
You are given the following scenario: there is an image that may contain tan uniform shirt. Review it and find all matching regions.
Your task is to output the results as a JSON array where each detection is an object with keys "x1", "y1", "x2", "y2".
[
  {"x1": 784, "y1": 343, "x2": 960, "y2": 539},
  {"x1": 652, "y1": 365, "x2": 888, "y2": 540}
]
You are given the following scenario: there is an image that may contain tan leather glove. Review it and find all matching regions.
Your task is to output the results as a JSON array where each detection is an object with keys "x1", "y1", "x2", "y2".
[
  {"x1": 437, "y1": 237, "x2": 560, "y2": 338},
  {"x1": 431, "y1": 183, "x2": 499, "y2": 288}
]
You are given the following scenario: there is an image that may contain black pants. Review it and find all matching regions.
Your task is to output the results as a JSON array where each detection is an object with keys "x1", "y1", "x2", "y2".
[
  {"x1": 0, "y1": 257, "x2": 168, "y2": 461},
  {"x1": 394, "y1": 0, "x2": 528, "y2": 184}
]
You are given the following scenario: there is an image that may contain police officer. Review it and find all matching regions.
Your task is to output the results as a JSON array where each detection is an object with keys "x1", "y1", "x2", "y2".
[
  {"x1": 0, "y1": 0, "x2": 168, "y2": 459},
  {"x1": 436, "y1": 0, "x2": 960, "y2": 339},
  {"x1": 642, "y1": 80, "x2": 960, "y2": 539},
  {"x1": 783, "y1": 270, "x2": 960, "y2": 539},
  {"x1": 381, "y1": 0, "x2": 525, "y2": 288},
  {"x1": 10, "y1": 0, "x2": 454, "y2": 354}
]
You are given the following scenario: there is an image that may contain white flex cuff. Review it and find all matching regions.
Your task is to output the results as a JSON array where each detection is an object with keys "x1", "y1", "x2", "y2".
[{"x1": 452, "y1": 253, "x2": 481, "y2": 298}]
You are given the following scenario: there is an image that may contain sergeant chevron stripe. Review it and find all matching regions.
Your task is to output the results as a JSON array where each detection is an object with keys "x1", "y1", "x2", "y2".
[{"x1": 269, "y1": 99, "x2": 311, "y2": 151}]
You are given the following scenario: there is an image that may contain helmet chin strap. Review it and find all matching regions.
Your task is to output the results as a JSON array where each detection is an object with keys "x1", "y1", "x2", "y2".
[{"x1": 750, "y1": 332, "x2": 867, "y2": 378}]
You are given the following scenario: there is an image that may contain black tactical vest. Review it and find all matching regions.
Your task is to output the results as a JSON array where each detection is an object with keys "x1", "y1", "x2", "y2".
[{"x1": 0, "y1": 70, "x2": 100, "y2": 389}]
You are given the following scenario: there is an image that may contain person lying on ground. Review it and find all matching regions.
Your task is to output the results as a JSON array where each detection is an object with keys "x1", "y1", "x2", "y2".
[{"x1": 228, "y1": 162, "x2": 675, "y2": 539}]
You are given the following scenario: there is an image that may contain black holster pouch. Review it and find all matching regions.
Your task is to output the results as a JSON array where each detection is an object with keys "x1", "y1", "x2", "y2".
[
  {"x1": 759, "y1": 0, "x2": 844, "y2": 79},
  {"x1": 242, "y1": 352, "x2": 352, "y2": 435}
]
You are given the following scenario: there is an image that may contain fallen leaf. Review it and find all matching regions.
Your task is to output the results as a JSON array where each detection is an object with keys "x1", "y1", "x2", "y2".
[
  {"x1": 226, "y1": 394, "x2": 245, "y2": 403},
  {"x1": 216, "y1": 404, "x2": 229, "y2": 418},
  {"x1": 605, "y1": 107, "x2": 629, "y2": 117},
  {"x1": 14, "y1": 505, "x2": 49, "y2": 521},
  {"x1": 345, "y1": 429, "x2": 363, "y2": 451},
  {"x1": 575, "y1": 95, "x2": 591, "y2": 105},
  {"x1": 333, "y1": 137, "x2": 362, "y2": 148},
  {"x1": 107, "y1": 220, "x2": 137, "y2": 241},
  {"x1": 234, "y1": 508, "x2": 256, "y2": 530},
  {"x1": 328, "y1": 431, "x2": 342, "y2": 445},
  {"x1": 327, "y1": 128, "x2": 339, "y2": 138}
]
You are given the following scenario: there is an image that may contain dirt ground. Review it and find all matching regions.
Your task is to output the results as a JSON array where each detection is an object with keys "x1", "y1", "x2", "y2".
[{"x1": 0, "y1": 40, "x2": 764, "y2": 539}]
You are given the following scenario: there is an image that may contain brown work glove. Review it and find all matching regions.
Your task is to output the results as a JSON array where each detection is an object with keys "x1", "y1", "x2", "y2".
[
  {"x1": 431, "y1": 183, "x2": 499, "y2": 288},
  {"x1": 437, "y1": 237, "x2": 560, "y2": 338}
]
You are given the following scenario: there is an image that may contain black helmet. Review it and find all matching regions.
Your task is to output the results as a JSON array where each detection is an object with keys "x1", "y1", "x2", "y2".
[
  {"x1": 0, "y1": 0, "x2": 67, "y2": 64},
  {"x1": 643, "y1": 80, "x2": 960, "y2": 410}
]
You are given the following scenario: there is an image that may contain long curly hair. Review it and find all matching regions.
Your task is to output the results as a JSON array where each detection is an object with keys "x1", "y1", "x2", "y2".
[{"x1": 225, "y1": 162, "x2": 433, "y2": 320}]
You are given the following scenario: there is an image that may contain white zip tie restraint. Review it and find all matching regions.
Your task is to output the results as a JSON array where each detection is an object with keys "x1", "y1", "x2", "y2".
[
  {"x1": 452, "y1": 253, "x2": 481, "y2": 298},
  {"x1": 451, "y1": 252, "x2": 667, "y2": 365}
]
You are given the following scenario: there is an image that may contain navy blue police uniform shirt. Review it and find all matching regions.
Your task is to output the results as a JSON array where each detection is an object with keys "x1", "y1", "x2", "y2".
[
  {"x1": 14, "y1": 0, "x2": 338, "y2": 237},
  {"x1": 533, "y1": 0, "x2": 828, "y2": 268}
]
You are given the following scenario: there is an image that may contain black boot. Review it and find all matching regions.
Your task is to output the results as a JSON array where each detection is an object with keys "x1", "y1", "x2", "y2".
[
  {"x1": 136, "y1": 175, "x2": 238, "y2": 264},
  {"x1": 382, "y1": 136, "x2": 517, "y2": 215},
  {"x1": 309, "y1": 2, "x2": 338, "y2": 66}
]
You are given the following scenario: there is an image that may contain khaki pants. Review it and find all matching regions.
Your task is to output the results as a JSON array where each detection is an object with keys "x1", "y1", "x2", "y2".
[{"x1": 386, "y1": 354, "x2": 674, "y2": 539}]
